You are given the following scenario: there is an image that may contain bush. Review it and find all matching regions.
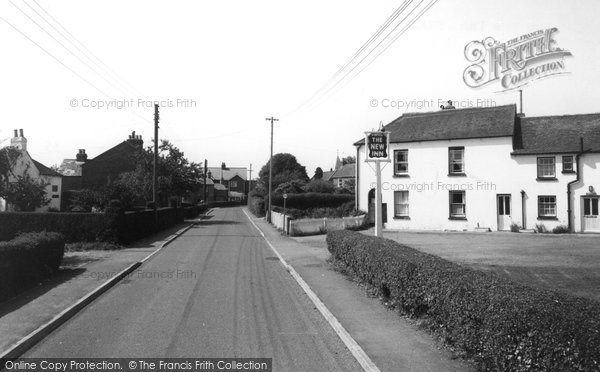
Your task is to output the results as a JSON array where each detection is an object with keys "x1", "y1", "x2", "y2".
[
  {"x1": 510, "y1": 222, "x2": 521, "y2": 232},
  {"x1": 303, "y1": 179, "x2": 335, "y2": 194},
  {"x1": 535, "y1": 223, "x2": 548, "y2": 233},
  {"x1": 272, "y1": 201, "x2": 361, "y2": 219},
  {"x1": 271, "y1": 192, "x2": 353, "y2": 209},
  {"x1": 0, "y1": 212, "x2": 107, "y2": 242},
  {"x1": 552, "y1": 225, "x2": 570, "y2": 234},
  {"x1": 248, "y1": 195, "x2": 266, "y2": 217},
  {"x1": 0, "y1": 232, "x2": 65, "y2": 303},
  {"x1": 326, "y1": 230, "x2": 600, "y2": 371}
]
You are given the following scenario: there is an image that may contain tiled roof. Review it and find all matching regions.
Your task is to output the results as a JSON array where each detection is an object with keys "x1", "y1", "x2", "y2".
[
  {"x1": 331, "y1": 163, "x2": 355, "y2": 179},
  {"x1": 58, "y1": 159, "x2": 84, "y2": 176},
  {"x1": 214, "y1": 183, "x2": 228, "y2": 191},
  {"x1": 513, "y1": 113, "x2": 600, "y2": 155},
  {"x1": 32, "y1": 159, "x2": 62, "y2": 177},
  {"x1": 322, "y1": 170, "x2": 335, "y2": 181},
  {"x1": 207, "y1": 167, "x2": 247, "y2": 181},
  {"x1": 354, "y1": 104, "x2": 517, "y2": 145}
]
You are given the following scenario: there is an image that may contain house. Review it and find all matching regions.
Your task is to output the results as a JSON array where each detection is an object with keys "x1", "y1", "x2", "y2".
[
  {"x1": 354, "y1": 104, "x2": 600, "y2": 233},
  {"x1": 330, "y1": 163, "x2": 356, "y2": 190},
  {"x1": 0, "y1": 129, "x2": 62, "y2": 212},
  {"x1": 79, "y1": 131, "x2": 144, "y2": 190},
  {"x1": 207, "y1": 163, "x2": 248, "y2": 200}
]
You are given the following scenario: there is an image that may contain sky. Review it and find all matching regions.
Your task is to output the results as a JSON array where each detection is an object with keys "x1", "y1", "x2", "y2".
[{"x1": 1, "y1": 0, "x2": 599, "y2": 177}]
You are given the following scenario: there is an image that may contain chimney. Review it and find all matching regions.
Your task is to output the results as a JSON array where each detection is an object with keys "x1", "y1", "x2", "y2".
[
  {"x1": 10, "y1": 128, "x2": 27, "y2": 151},
  {"x1": 76, "y1": 149, "x2": 88, "y2": 162}
]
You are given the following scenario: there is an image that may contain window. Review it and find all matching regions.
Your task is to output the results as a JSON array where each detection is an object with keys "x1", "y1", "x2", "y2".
[
  {"x1": 584, "y1": 198, "x2": 599, "y2": 216},
  {"x1": 52, "y1": 185, "x2": 58, "y2": 192},
  {"x1": 562, "y1": 155, "x2": 574, "y2": 173},
  {"x1": 394, "y1": 150, "x2": 408, "y2": 175},
  {"x1": 448, "y1": 147, "x2": 465, "y2": 175},
  {"x1": 537, "y1": 157, "x2": 556, "y2": 179},
  {"x1": 449, "y1": 191, "x2": 466, "y2": 218},
  {"x1": 538, "y1": 196, "x2": 557, "y2": 218},
  {"x1": 337, "y1": 179, "x2": 343, "y2": 188},
  {"x1": 230, "y1": 181, "x2": 237, "y2": 188},
  {"x1": 394, "y1": 191, "x2": 409, "y2": 217},
  {"x1": 52, "y1": 195, "x2": 59, "y2": 199}
]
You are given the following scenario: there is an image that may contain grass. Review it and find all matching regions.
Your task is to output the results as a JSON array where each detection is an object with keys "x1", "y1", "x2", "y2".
[{"x1": 65, "y1": 241, "x2": 124, "y2": 252}]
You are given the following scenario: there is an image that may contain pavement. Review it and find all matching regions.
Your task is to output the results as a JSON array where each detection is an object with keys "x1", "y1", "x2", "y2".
[
  {"x1": 249, "y1": 210, "x2": 472, "y2": 372},
  {"x1": 1, "y1": 207, "x2": 474, "y2": 371},
  {"x1": 0, "y1": 221, "x2": 197, "y2": 357}
]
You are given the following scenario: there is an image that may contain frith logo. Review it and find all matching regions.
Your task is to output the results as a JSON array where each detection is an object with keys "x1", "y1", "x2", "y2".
[{"x1": 463, "y1": 28, "x2": 572, "y2": 91}]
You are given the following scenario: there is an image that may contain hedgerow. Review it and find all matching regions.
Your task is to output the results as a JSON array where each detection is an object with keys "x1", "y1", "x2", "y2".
[
  {"x1": 0, "y1": 232, "x2": 65, "y2": 303},
  {"x1": 326, "y1": 230, "x2": 600, "y2": 371}
]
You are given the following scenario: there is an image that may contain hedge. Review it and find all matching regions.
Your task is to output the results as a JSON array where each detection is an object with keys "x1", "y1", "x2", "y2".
[
  {"x1": 0, "y1": 232, "x2": 65, "y2": 303},
  {"x1": 271, "y1": 192, "x2": 354, "y2": 209},
  {"x1": 248, "y1": 195, "x2": 266, "y2": 217},
  {"x1": 0, "y1": 206, "x2": 207, "y2": 244},
  {"x1": 327, "y1": 230, "x2": 600, "y2": 371},
  {"x1": 0, "y1": 212, "x2": 107, "y2": 242}
]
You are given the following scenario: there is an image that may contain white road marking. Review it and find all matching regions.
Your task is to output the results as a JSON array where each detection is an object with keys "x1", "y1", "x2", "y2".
[{"x1": 243, "y1": 208, "x2": 380, "y2": 372}]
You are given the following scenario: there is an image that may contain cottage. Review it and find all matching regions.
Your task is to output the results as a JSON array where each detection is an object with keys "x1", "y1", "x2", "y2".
[
  {"x1": 0, "y1": 129, "x2": 62, "y2": 212},
  {"x1": 355, "y1": 104, "x2": 600, "y2": 233}
]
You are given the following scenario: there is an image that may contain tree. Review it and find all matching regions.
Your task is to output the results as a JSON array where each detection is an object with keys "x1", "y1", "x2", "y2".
[
  {"x1": 0, "y1": 147, "x2": 20, "y2": 195},
  {"x1": 313, "y1": 167, "x2": 323, "y2": 180},
  {"x1": 2, "y1": 172, "x2": 50, "y2": 211},
  {"x1": 274, "y1": 179, "x2": 306, "y2": 195},
  {"x1": 342, "y1": 156, "x2": 356, "y2": 166},
  {"x1": 258, "y1": 153, "x2": 309, "y2": 191}
]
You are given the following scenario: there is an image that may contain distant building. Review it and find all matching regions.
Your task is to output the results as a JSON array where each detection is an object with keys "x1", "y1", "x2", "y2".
[
  {"x1": 0, "y1": 129, "x2": 62, "y2": 212},
  {"x1": 207, "y1": 163, "x2": 248, "y2": 200},
  {"x1": 330, "y1": 163, "x2": 356, "y2": 190}
]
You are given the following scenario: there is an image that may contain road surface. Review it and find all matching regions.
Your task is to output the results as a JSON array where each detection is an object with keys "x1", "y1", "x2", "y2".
[{"x1": 24, "y1": 207, "x2": 362, "y2": 371}]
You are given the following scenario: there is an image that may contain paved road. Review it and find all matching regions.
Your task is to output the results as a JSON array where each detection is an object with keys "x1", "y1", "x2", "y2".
[{"x1": 25, "y1": 207, "x2": 362, "y2": 371}]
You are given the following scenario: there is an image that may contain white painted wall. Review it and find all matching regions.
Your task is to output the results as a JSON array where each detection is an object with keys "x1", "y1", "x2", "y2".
[
  {"x1": 1, "y1": 151, "x2": 62, "y2": 212},
  {"x1": 357, "y1": 137, "x2": 600, "y2": 232}
]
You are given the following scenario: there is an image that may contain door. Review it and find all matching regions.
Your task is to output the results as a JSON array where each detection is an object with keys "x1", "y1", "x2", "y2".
[
  {"x1": 582, "y1": 197, "x2": 600, "y2": 232},
  {"x1": 497, "y1": 194, "x2": 511, "y2": 231}
]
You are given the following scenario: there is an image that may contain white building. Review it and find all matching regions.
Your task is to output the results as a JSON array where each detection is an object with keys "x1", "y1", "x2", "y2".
[
  {"x1": 355, "y1": 105, "x2": 600, "y2": 233},
  {"x1": 0, "y1": 129, "x2": 62, "y2": 212}
]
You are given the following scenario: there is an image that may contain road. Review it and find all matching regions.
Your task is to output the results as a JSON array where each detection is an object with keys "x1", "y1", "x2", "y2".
[{"x1": 24, "y1": 207, "x2": 362, "y2": 371}]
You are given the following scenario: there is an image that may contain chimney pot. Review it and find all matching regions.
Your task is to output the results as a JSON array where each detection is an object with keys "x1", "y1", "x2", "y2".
[
  {"x1": 14, "y1": 129, "x2": 18, "y2": 137},
  {"x1": 19, "y1": 129, "x2": 23, "y2": 137}
]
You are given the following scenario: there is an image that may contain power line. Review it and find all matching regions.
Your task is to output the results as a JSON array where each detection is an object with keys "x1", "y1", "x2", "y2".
[
  {"x1": 294, "y1": 0, "x2": 413, "y2": 113},
  {"x1": 330, "y1": 0, "x2": 439, "y2": 97},
  {"x1": 0, "y1": 15, "x2": 111, "y2": 98},
  {"x1": 9, "y1": 0, "x2": 132, "y2": 98},
  {"x1": 31, "y1": 0, "x2": 146, "y2": 98}
]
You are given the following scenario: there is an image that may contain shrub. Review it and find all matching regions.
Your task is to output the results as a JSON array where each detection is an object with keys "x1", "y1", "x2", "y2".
[
  {"x1": 303, "y1": 179, "x2": 335, "y2": 194},
  {"x1": 552, "y1": 225, "x2": 570, "y2": 234},
  {"x1": 0, "y1": 232, "x2": 65, "y2": 303},
  {"x1": 0, "y1": 212, "x2": 107, "y2": 242},
  {"x1": 326, "y1": 230, "x2": 600, "y2": 371},
  {"x1": 510, "y1": 222, "x2": 521, "y2": 232},
  {"x1": 535, "y1": 223, "x2": 548, "y2": 233},
  {"x1": 248, "y1": 195, "x2": 266, "y2": 217},
  {"x1": 65, "y1": 241, "x2": 123, "y2": 252},
  {"x1": 272, "y1": 201, "x2": 361, "y2": 219},
  {"x1": 271, "y1": 192, "x2": 353, "y2": 209}
]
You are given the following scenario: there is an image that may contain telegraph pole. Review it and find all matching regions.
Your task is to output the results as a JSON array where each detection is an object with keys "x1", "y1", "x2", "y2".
[
  {"x1": 248, "y1": 163, "x2": 253, "y2": 193},
  {"x1": 265, "y1": 116, "x2": 278, "y2": 223},
  {"x1": 204, "y1": 159, "x2": 208, "y2": 203},
  {"x1": 153, "y1": 104, "x2": 159, "y2": 225}
]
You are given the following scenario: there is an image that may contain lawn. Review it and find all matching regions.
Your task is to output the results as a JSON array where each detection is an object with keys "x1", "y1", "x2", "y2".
[{"x1": 294, "y1": 229, "x2": 600, "y2": 301}]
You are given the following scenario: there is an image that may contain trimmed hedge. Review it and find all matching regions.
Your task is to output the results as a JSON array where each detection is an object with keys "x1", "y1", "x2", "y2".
[
  {"x1": 0, "y1": 206, "x2": 208, "y2": 244},
  {"x1": 0, "y1": 232, "x2": 65, "y2": 303},
  {"x1": 0, "y1": 212, "x2": 107, "y2": 242},
  {"x1": 327, "y1": 230, "x2": 600, "y2": 371},
  {"x1": 272, "y1": 192, "x2": 354, "y2": 209}
]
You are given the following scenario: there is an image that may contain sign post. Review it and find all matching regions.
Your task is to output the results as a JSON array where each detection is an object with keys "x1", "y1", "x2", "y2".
[{"x1": 365, "y1": 128, "x2": 390, "y2": 238}]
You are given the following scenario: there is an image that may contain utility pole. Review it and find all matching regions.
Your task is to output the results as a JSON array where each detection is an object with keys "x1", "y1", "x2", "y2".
[
  {"x1": 248, "y1": 163, "x2": 253, "y2": 193},
  {"x1": 153, "y1": 104, "x2": 159, "y2": 226},
  {"x1": 204, "y1": 159, "x2": 208, "y2": 203},
  {"x1": 265, "y1": 116, "x2": 278, "y2": 223}
]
